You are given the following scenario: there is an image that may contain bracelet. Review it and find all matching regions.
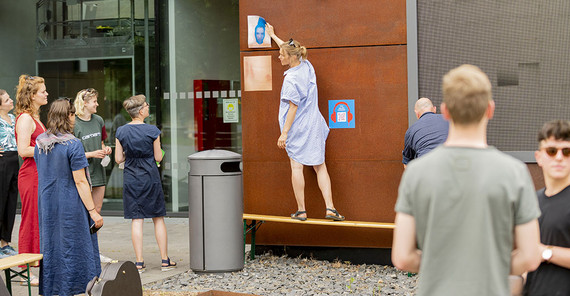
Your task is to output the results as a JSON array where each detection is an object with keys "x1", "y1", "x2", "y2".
[{"x1": 88, "y1": 207, "x2": 96, "y2": 212}]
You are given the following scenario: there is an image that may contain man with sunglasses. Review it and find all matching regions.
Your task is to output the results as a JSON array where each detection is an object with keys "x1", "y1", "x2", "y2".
[{"x1": 524, "y1": 120, "x2": 570, "y2": 295}]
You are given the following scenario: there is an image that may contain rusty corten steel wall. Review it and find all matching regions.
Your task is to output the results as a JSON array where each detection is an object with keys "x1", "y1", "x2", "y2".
[{"x1": 240, "y1": 1, "x2": 407, "y2": 248}]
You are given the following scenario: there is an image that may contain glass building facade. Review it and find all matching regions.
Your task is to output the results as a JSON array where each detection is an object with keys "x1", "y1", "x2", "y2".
[{"x1": 1, "y1": 0, "x2": 240, "y2": 215}]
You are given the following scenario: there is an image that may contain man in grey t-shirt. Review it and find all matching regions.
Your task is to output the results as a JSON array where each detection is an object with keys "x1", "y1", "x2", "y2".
[{"x1": 392, "y1": 64, "x2": 542, "y2": 296}]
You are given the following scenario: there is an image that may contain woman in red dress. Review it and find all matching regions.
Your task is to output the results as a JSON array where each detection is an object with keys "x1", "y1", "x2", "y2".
[{"x1": 15, "y1": 74, "x2": 48, "y2": 285}]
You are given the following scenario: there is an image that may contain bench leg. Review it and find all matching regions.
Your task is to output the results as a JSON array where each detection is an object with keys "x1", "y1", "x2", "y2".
[
  {"x1": 5, "y1": 265, "x2": 33, "y2": 296},
  {"x1": 243, "y1": 220, "x2": 247, "y2": 264},
  {"x1": 26, "y1": 264, "x2": 31, "y2": 296},
  {"x1": 243, "y1": 219, "x2": 262, "y2": 261},
  {"x1": 250, "y1": 220, "x2": 257, "y2": 260},
  {"x1": 4, "y1": 269, "x2": 10, "y2": 295}
]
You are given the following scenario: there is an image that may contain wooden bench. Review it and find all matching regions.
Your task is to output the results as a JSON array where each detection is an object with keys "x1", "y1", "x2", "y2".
[
  {"x1": 0, "y1": 253, "x2": 43, "y2": 296},
  {"x1": 243, "y1": 213, "x2": 395, "y2": 260}
]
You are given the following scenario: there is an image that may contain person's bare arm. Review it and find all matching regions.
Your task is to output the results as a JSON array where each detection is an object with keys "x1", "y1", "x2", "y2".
[
  {"x1": 15, "y1": 113, "x2": 36, "y2": 158},
  {"x1": 392, "y1": 212, "x2": 421, "y2": 273},
  {"x1": 277, "y1": 101, "x2": 298, "y2": 149},
  {"x1": 115, "y1": 138, "x2": 125, "y2": 164},
  {"x1": 153, "y1": 136, "x2": 163, "y2": 162},
  {"x1": 85, "y1": 149, "x2": 107, "y2": 159},
  {"x1": 265, "y1": 23, "x2": 284, "y2": 46},
  {"x1": 72, "y1": 168, "x2": 103, "y2": 228},
  {"x1": 511, "y1": 219, "x2": 541, "y2": 275},
  {"x1": 539, "y1": 243, "x2": 570, "y2": 269},
  {"x1": 101, "y1": 141, "x2": 112, "y2": 155}
]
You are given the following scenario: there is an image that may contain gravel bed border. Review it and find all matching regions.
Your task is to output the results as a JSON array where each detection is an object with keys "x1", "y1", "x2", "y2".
[{"x1": 145, "y1": 253, "x2": 417, "y2": 296}]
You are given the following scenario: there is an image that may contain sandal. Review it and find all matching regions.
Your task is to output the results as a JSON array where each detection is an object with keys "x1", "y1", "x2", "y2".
[
  {"x1": 325, "y1": 208, "x2": 345, "y2": 221},
  {"x1": 135, "y1": 261, "x2": 146, "y2": 273},
  {"x1": 161, "y1": 257, "x2": 177, "y2": 271},
  {"x1": 20, "y1": 275, "x2": 39, "y2": 286},
  {"x1": 290, "y1": 210, "x2": 307, "y2": 221}
]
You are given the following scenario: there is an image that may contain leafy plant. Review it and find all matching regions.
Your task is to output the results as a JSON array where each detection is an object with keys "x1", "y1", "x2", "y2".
[{"x1": 346, "y1": 277, "x2": 355, "y2": 293}]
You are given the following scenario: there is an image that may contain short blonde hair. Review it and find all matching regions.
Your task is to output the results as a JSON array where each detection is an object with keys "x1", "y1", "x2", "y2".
[
  {"x1": 123, "y1": 94, "x2": 147, "y2": 119},
  {"x1": 442, "y1": 64, "x2": 492, "y2": 125},
  {"x1": 74, "y1": 88, "x2": 98, "y2": 117}
]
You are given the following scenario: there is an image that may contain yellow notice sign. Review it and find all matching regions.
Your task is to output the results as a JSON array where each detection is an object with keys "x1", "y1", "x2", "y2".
[{"x1": 223, "y1": 98, "x2": 239, "y2": 123}]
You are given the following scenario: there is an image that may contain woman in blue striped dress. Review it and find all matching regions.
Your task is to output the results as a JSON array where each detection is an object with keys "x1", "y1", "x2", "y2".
[{"x1": 266, "y1": 23, "x2": 345, "y2": 222}]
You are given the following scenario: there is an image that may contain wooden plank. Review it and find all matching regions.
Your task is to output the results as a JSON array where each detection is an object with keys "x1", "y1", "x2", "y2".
[
  {"x1": 0, "y1": 254, "x2": 43, "y2": 270},
  {"x1": 243, "y1": 214, "x2": 395, "y2": 229}
]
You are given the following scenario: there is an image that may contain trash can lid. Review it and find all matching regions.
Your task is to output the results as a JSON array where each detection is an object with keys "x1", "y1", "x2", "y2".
[{"x1": 187, "y1": 149, "x2": 242, "y2": 160}]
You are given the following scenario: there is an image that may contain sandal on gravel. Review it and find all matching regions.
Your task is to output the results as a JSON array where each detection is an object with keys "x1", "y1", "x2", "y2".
[
  {"x1": 20, "y1": 275, "x2": 39, "y2": 286},
  {"x1": 291, "y1": 210, "x2": 307, "y2": 221},
  {"x1": 135, "y1": 261, "x2": 146, "y2": 273},
  {"x1": 325, "y1": 208, "x2": 345, "y2": 221},
  {"x1": 161, "y1": 257, "x2": 177, "y2": 271}
]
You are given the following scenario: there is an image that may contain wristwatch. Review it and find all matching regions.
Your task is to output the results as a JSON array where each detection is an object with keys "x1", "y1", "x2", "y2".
[{"x1": 542, "y1": 246, "x2": 553, "y2": 262}]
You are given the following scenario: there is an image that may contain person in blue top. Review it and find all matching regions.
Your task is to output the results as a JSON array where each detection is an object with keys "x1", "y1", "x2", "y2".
[
  {"x1": 402, "y1": 97, "x2": 449, "y2": 168},
  {"x1": 115, "y1": 95, "x2": 176, "y2": 273},
  {"x1": 266, "y1": 23, "x2": 345, "y2": 222},
  {"x1": 35, "y1": 98, "x2": 103, "y2": 296},
  {"x1": 0, "y1": 89, "x2": 19, "y2": 258}
]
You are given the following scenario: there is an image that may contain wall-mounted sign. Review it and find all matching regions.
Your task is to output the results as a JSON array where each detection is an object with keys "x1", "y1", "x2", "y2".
[
  {"x1": 328, "y1": 99, "x2": 355, "y2": 129},
  {"x1": 243, "y1": 55, "x2": 272, "y2": 91},
  {"x1": 223, "y1": 98, "x2": 239, "y2": 123},
  {"x1": 247, "y1": 15, "x2": 271, "y2": 48}
]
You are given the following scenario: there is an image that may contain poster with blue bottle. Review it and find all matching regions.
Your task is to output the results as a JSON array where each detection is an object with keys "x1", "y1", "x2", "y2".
[{"x1": 328, "y1": 99, "x2": 355, "y2": 129}]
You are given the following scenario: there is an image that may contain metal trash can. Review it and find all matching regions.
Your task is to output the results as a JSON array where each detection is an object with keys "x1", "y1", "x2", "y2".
[{"x1": 188, "y1": 149, "x2": 244, "y2": 272}]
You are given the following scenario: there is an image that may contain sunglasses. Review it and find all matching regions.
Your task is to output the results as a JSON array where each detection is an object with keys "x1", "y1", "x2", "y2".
[
  {"x1": 288, "y1": 38, "x2": 296, "y2": 47},
  {"x1": 82, "y1": 88, "x2": 96, "y2": 97},
  {"x1": 542, "y1": 147, "x2": 570, "y2": 157}
]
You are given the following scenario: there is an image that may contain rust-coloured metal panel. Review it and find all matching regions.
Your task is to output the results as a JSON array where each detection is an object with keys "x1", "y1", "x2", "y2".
[
  {"x1": 244, "y1": 161, "x2": 401, "y2": 248},
  {"x1": 247, "y1": 223, "x2": 396, "y2": 249},
  {"x1": 239, "y1": 0, "x2": 406, "y2": 50},
  {"x1": 241, "y1": 46, "x2": 408, "y2": 164},
  {"x1": 240, "y1": 1, "x2": 407, "y2": 249},
  {"x1": 244, "y1": 160, "x2": 402, "y2": 222}
]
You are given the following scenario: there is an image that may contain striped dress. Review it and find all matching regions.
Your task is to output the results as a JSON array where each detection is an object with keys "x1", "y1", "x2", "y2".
[{"x1": 278, "y1": 60, "x2": 329, "y2": 165}]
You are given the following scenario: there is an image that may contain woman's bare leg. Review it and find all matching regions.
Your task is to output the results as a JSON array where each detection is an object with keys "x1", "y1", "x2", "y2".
[
  {"x1": 290, "y1": 158, "x2": 306, "y2": 218},
  {"x1": 313, "y1": 162, "x2": 336, "y2": 214},
  {"x1": 131, "y1": 219, "x2": 144, "y2": 262},
  {"x1": 152, "y1": 217, "x2": 169, "y2": 260}
]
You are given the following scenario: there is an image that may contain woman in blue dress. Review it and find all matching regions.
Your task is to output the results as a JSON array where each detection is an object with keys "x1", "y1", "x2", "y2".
[
  {"x1": 115, "y1": 95, "x2": 176, "y2": 273},
  {"x1": 266, "y1": 23, "x2": 345, "y2": 221},
  {"x1": 34, "y1": 98, "x2": 103, "y2": 296}
]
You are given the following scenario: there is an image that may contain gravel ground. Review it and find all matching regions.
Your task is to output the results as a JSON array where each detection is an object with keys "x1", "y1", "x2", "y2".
[{"x1": 145, "y1": 253, "x2": 417, "y2": 295}]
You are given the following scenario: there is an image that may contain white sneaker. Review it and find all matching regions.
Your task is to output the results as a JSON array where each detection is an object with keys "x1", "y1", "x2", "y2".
[{"x1": 99, "y1": 253, "x2": 117, "y2": 263}]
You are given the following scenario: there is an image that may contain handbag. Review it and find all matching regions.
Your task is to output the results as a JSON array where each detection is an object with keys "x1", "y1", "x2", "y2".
[{"x1": 85, "y1": 261, "x2": 142, "y2": 296}]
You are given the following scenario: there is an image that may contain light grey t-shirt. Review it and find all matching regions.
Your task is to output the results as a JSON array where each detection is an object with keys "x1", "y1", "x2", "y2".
[{"x1": 395, "y1": 146, "x2": 540, "y2": 296}]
